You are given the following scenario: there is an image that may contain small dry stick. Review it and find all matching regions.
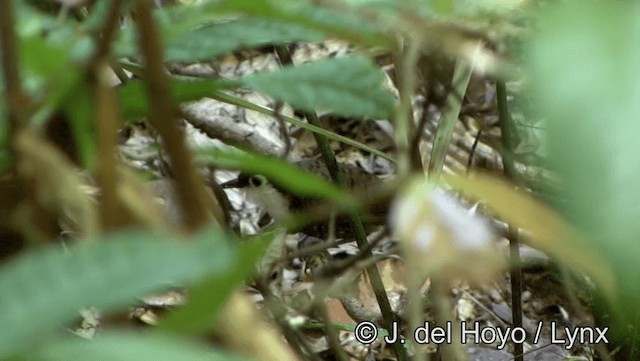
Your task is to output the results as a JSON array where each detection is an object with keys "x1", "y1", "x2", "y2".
[{"x1": 497, "y1": 80, "x2": 523, "y2": 361}]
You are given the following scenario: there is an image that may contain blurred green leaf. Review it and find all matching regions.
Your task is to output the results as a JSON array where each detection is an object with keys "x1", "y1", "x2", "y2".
[
  {"x1": 525, "y1": 0, "x2": 640, "y2": 346},
  {"x1": 28, "y1": 331, "x2": 251, "y2": 361},
  {"x1": 165, "y1": 18, "x2": 324, "y2": 62},
  {"x1": 241, "y1": 56, "x2": 395, "y2": 118},
  {"x1": 432, "y1": 0, "x2": 453, "y2": 14},
  {"x1": 20, "y1": 35, "x2": 69, "y2": 78},
  {"x1": 214, "y1": 0, "x2": 392, "y2": 49},
  {"x1": 114, "y1": 1, "x2": 224, "y2": 57},
  {"x1": 15, "y1": 2, "x2": 61, "y2": 37},
  {"x1": 526, "y1": 2, "x2": 640, "y2": 287},
  {"x1": 0, "y1": 228, "x2": 234, "y2": 358}
]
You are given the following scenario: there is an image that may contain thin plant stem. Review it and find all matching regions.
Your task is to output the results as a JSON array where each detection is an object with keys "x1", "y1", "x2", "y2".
[
  {"x1": 497, "y1": 80, "x2": 524, "y2": 361},
  {"x1": 427, "y1": 57, "x2": 474, "y2": 181}
]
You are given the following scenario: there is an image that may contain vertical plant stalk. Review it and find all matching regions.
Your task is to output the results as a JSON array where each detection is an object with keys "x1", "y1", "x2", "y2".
[
  {"x1": 91, "y1": 0, "x2": 124, "y2": 62},
  {"x1": 496, "y1": 82, "x2": 520, "y2": 182},
  {"x1": 394, "y1": 34, "x2": 429, "y2": 361},
  {"x1": 496, "y1": 80, "x2": 523, "y2": 361},
  {"x1": 432, "y1": 279, "x2": 467, "y2": 361},
  {"x1": 0, "y1": 1, "x2": 27, "y2": 137},
  {"x1": 94, "y1": 62, "x2": 135, "y2": 231},
  {"x1": 406, "y1": 266, "x2": 428, "y2": 361},
  {"x1": 427, "y1": 58, "x2": 474, "y2": 181},
  {"x1": 133, "y1": 0, "x2": 222, "y2": 232},
  {"x1": 91, "y1": 0, "x2": 134, "y2": 231},
  {"x1": 275, "y1": 45, "x2": 408, "y2": 361},
  {"x1": 0, "y1": 1, "x2": 57, "y2": 241},
  {"x1": 393, "y1": 35, "x2": 422, "y2": 177}
]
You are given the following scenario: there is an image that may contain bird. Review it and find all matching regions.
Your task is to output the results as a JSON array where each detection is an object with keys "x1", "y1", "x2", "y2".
[{"x1": 224, "y1": 157, "x2": 390, "y2": 238}]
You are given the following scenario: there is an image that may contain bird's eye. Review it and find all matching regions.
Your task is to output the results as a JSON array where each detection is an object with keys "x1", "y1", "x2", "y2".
[{"x1": 248, "y1": 175, "x2": 267, "y2": 187}]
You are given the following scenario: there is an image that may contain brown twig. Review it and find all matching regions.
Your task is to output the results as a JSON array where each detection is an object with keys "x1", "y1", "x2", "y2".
[
  {"x1": 89, "y1": 0, "x2": 134, "y2": 231},
  {"x1": 0, "y1": 1, "x2": 27, "y2": 156},
  {"x1": 91, "y1": 0, "x2": 124, "y2": 62},
  {"x1": 466, "y1": 129, "x2": 482, "y2": 173},
  {"x1": 94, "y1": 62, "x2": 134, "y2": 231},
  {"x1": 132, "y1": 0, "x2": 221, "y2": 232},
  {"x1": 0, "y1": 1, "x2": 58, "y2": 241}
]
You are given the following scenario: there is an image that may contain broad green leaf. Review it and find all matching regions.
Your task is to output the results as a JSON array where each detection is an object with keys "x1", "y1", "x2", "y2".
[
  {"x1": 28, "y1": 331, "x2": 251, "y2": 361},
  {"x1": 444, "y1": 172, "x2": 616, "y2": 300},
  {"x1": 0, "y1": 228, "x2": 234, "y2": 358},
  {"x1": 213, "y1": 0, "x2": 392, "y2": 49},
  {"x1": 165, "y1": 18, "x2": 324, "y2": 62},
  {"x1": 525, "y1": 0, "x2": 640, "y2": 314},
  {"x1": 525, "y1": 2, "x2": 640, "y2": 350},
  {"x1": 241, "y1": 56, "x2": 395, "y2": 118},
  {"x1": 198, "y1": 148, "x2": 356, "y2": 208},
  {"x1": 20, "y1": 36, "x2": 69, "y2": 78},
  {"x1": 432, "y1": 0, "x2": 453, "y2": 14},
  {"x1": 114, "y1": 1, "x2": 228, "y2": 57},
  {"x1": 160, "y1": 229, "x2": 276, "y2": 333}
]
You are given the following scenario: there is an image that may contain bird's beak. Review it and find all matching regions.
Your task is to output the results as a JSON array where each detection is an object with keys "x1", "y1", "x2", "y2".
[{"x1": 220, "y1": 178, "x2": 244, "y2": 189}]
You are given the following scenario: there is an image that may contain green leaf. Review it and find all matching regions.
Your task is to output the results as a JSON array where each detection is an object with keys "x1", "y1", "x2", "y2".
[
  {"x1": 432, "y1": 0, "x2": 453, "y2": 14},
  {"x1": 160, "y1": 230, "x2": 277, "y2": 334},
  {"x1": 28, "y1": 331, "x2": 251, "y2": 361},
  {"x1": 0, "y1": 228, "x2": 234, "y2": 358},
  {"x1": 525, "y1": 0, "x2": 640, "y2": 341},
  {"x1": 214, "y1": 0, "x2": 392, "y2": 49},
  {"x1": 241, "y1": 56, "x2": 395, "y2": 118},
  {"x1": 165, "y1": 18, "x2": 324, "y2": 62},
  {"x1": 198, "y1": 148, "x2": 356, "y2": 208}
]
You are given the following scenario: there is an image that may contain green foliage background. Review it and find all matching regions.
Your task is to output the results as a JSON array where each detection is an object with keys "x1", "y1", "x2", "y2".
[{"x1": 1, "y1": 0, "x2": 640, "y2": 359}]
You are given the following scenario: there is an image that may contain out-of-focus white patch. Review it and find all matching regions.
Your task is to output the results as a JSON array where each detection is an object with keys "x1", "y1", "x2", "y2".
[
  {"x1": 414, "y1": 224, "x2": 436, "y2": 251},
  {"x1": 429, "y1": 188, "x2": 493, "y2": 249},
  {"x1": 389, "y1": 177, "x2": 504, "y2": 283},
  {"x1": 390, "y1": 196, "x2": 422, "y2": 231}
]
